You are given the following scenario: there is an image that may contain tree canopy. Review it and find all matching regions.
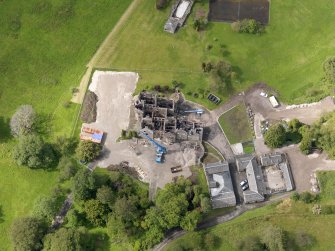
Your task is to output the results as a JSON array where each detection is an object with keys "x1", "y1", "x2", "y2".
[
  {"x1": 10, "y1": 105, "x2": 36, "y2": 137},
  {"x1": 323, "y1": 56, "x2": 335, "y2": 83},
  {"x1": 10, "y1": 217, "x2": 46, "y2": 251},
  {"x1": 43, "y1": 228, "x2": 88, "y2": 251},
  {"x1": 13, "y1": 134, "x2": 56, "y2": 168},
  {"x1": 264, "y1": 123, "x2": 287, "y2": 149},
  {"x1": 76, "y1": 141, "x2": 101, "y2": 163}
]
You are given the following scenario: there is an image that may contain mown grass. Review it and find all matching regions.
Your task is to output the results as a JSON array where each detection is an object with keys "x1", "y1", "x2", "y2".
[
  {"x1": 202, "y1": 142, "x2": 224, "y2": 164},
  {"x1": 165, "y1": 172, "x2": 335, "y2": 250},
  {"x1": 93, "y1": 0, "x2": 335, "y2": 107},
  {"x1": 0, "y1": 0, "x2": 132, "y2": 249},
  {"x1": 218, "y1": 103, "x2": 253, "y2": 144}
]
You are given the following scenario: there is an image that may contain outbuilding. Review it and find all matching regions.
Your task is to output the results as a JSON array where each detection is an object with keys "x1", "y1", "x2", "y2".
[{"x1": 269, "y1": 96, "x2": 279, "y2": 108}]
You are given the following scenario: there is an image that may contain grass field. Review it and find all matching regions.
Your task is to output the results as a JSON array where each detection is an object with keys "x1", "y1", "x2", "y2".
[
  {"x1": 218, "y1": 103, "x2": 253, "y2": 144},
  {"x1": 202, "y1": 142, "x2": 224, "y2": 164},
  {"x1": 0, "y1": 1, "x2": 132, "y2": 249},
  {"x1": 92, "y1": 0, "x2": 335, "y2": 107},
  {"x1": 165, "y1": 171, "x2": 335, "y2": 251}
]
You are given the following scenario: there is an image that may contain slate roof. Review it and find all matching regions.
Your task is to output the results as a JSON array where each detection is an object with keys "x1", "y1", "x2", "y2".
[
  {"x1": 204, "y1": 162, "x2": 236, "y2": 208},
  {"x1": 261, "y1": 153, "x2": 294, "y2": 192},
  {"x1": 236, "y1": 154, "x2": 254, "y2": 172},
  {"x1": 260, "y1": 152, "x2": 283, "y2": 166},
  {"x1": 241, "y1": 156, "x2": 266, "y2": 203}
]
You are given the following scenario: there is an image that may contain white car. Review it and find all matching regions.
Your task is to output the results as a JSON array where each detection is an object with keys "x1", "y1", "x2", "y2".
[
  {"x1": 260, "y1": 92, "x2": 268, "y2": 97},
  {"x1": 240, "y1": 179, "x2": 248, "y2": 187}
]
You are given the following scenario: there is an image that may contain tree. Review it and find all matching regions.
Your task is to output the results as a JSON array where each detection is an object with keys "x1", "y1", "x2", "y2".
[
  {"x1": 236, "y1": 235, "x2": 263, "y2": 251},
  {"x1": 84, "y1": 199, "x2": 108, "y2": 226},
  {"x1": 55, "y1": 136, "x2": 77, "y2": 156},
  {"x1": 200, "y1": 195, "x2": 211, "y2": 213},
  {"x1": 65, "y1": 209, "x2": 83, "y2": 227},
  {"x1": 13, "y1": 134, "x2": 56, "y2": 168},
  {"x1": 288, "y1": 119, "x2": 302, "y2": 133},
  {"x1": 261, "y1": 225, "x2": 287, "y2": 251},
  {"x1": 180, "y1": 209, "x2": 201, "y2": 231},
  {"x1": 10, "y1": 217, "x2": 46, "y2": 251},
  {"x1": 299, "y1": 125, "x2": 313, "y2": 155},
  {"x1": 96, "y1": 186, "x2": 115, "y2": 205},
  {"x1": 72, "y1": 168, "x2": 96, "y2": 202},
  {"x1": 76, "y1": 141, "x2": 101, "y2": 163},
  {"x1": 107, "y1": 214, "x2": 128, "y2": 242},
  {"x1": 32, "y1": 196, "x2": 61, "y2": 222},
  {"x1": 290, "y1": 192, "x2": 300, "y2": 202},
  {"x1": 58, "y1": 157, "x2": 78, "y2": 182},
  {"x1": 204, "y1": 233, "x2": 217, "y2": 249},
  {"x1": 43, "y1": 228, "x2": 87, "y2": 251},
  {"x1": 264, "y1": 124, "x2": 287, "y2": 149},
  {"x1": 140, "y1": 226, "x2": 165, "y2": 250},
  {"x1": 295, "y1": 231, "x2": 314, "y2": 248},
  {"x1": 10, "y1": 105, "x2": 36, "y2": 137},
  {"x1": 323, "y1": 56, "x2": 335, "y2": 83}
]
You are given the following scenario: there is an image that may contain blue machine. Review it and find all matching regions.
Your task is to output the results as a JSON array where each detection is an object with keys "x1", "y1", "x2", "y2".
[
  {"x1": 139, "y1": 131, "x2": 167, "y2": 163},
  {"x1": 184, "y1": 109, "x2": 204, "y2": 115}
]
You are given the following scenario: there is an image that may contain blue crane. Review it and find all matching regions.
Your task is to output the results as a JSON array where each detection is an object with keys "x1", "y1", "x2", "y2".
[
  {"x1": 139, "y1": 131, "x2": 167, "y2": 163},
  {"x1": 184, "y1": 109, "x2": 204, "y2": 115}
]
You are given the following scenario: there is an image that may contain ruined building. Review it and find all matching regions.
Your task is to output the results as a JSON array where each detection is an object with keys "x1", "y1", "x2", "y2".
[{"x1": 135, "y1": 91, "x2": 203, "y2": 144}]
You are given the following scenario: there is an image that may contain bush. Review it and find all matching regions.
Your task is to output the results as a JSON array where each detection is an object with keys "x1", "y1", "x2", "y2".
[
  {"x1": 231, "y1": 19, "x2": 264, "y2": 34},
  {"x1": 81, "y1": 91, "x2": 98, "y2": 123},
  {"x1": 264, "y1": 123, "x2": 287, "y2": 149},
  {"x1": 76, "y1": 141, "x2": 101, "y2": 163},
  {"x1": 291, "y1": 192, "x2": 300, "y2": 202},
  {"x1": 236, "y1": 235, "x2": 263, "y2": 251},
  {"x1": 10, "y1": 217, "x2": 47, "y2": 251},
  {"x1": 323, "y1": 56, "x2": 335, "y2": 83},
  {"x1": 261, "y1": 225, "x2": 287, "y2": 251},
  {"x1": 300, "y1": 192, "x2": 316, "y2": 204},
  {"x1": 156, "y1": 0, "x2": 170, "y2": 10},
  {"x1": 58, "y1": 157, "x2": 78, "y2": 181},
  {"x1": 13, "y1": 134, "x2": 57, "y2": 168},
  {"x1": 321, "y1": 205, "x2": 335, "y2": 214},
  {"x1": 295, "y1": 231, "x2": 314, "y2": 248},
  {"x1": 10, "y1": 105, "x2": 36, "y2": 137}
]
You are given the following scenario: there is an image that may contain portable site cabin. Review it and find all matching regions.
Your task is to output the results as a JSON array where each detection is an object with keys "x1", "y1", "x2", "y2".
[{"x1": 269, "y1": 96, "x2": 279, "y2": 108}]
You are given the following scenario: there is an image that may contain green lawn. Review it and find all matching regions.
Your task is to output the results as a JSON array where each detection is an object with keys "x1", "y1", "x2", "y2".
[
  {"x1": 93, "y1": 0, "x2": 335, "y2": 107},
  {"x1": 202, "y1": 142, "x2": 224, "y2": 164},
  {"x1": 0, "y1": 1, "x2": 132, "y2": 249},
  {"x1": 165, "y1": 171, "x2": 335, "y2": 251},
  {"x1": 218, "y1": 103, "x2": 253, "y2": 144}
]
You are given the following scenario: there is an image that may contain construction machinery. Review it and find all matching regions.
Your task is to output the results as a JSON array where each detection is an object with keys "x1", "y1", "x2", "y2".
[
  {"x1": 139, "y1": 131, "x2": 167, "y2": 163},
  {"x1": 184, "y1": 109, "x2": 204, "y2": 115}
]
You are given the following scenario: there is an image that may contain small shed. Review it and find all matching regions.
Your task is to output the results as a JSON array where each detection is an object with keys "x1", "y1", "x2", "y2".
[{"x1": 269, "y1": 96, "x2": 279, "y2": 108}]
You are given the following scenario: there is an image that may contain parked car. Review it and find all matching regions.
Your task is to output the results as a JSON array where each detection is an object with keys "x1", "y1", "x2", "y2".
[
  {"x1": 260, "y1": 92, "x2": 268, "y2": 97},
  {"x1": 240, "y1": 179, "x2": 248, "y2": 187},
  {"x1": 242, "y1": 184, "x2": 249, "y2": 191}
]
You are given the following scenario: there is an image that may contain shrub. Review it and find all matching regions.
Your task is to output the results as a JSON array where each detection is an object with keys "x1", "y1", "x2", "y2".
[
  {"x1": 81, "y1": 91, "x2": 98, "y2": 123},
  {"x1": 264, "y1": 123, "x2": 287, "y2": 149},
  {"x1": 231, "y1": 19, "x2": 264, "y2": 34},
  {"x1": 295, "y1": 231, "x2": 314, "y2": 248},
  {"x1": 10, "y1": 217, "x2": 47, "y2": 251},
  {"x1": 291, "y1": 192, "x2": 300, "y2": 202},
  {"x1": 323, "y1": 56, "x2": 335, "y2": 83},
  {"x1": 236, "y1": 235, "x2": 263, "y2": 251},
  {"x1": 156, "y1": 0, "x2": 170, "y2": 10},
  {"x1": 76, "y1": 141, "x2": 101, "y2": 163},
  {"x1": 261, "y1": 225, "x2": 287, "y2": 251},
  {"x1": 58, "y1": 157, "x2": 78, "y2": 181},
  {"x1": 13, "y1": 134, "x2": 56, "y2": 168},
  {"x1": 300, "y1": 192, "x2": 315, "y2": 203},
  {"x1": 10, "y1": 105, "x2": 36, "y2": 137},
  {"x1": 321, "y1": 205, "x2": 335, "y2": 214}
]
